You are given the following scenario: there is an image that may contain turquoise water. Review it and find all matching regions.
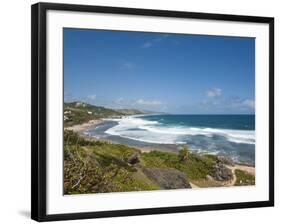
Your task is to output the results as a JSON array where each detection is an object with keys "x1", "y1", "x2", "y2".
[{"x1": 88, "y1": 114, "x2": 255, "y2": 165}]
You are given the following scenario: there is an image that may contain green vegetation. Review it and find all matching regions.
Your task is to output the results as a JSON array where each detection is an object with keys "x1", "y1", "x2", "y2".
[
  {"x1": 234, "y1": 169, "x2": 255, "y2": 186},
  {"x1": 141, "y1": 150, "x2": 217, "y2": 180},
  {"x1": 64, "y1": 130, "x2": 159, "y2": 194},
  {"x1": 64, "y1": 101, "x2": 145, "y2": 127},
  {"x1": 64, "y1": 102, "x2": 124, "y2": 127},
  {"x1": 64, "y1": 129, "x2": 255, "y2": 194},
  {"x1": 178, "y1": 147, "x2": 189, "y2": 162}
]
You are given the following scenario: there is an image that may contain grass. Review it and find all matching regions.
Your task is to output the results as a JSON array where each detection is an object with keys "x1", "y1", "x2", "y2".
[
  {"x1": 64, "y1": 130, "x2": 253, "y2": 194},
  {"x1": 234, "y1": 169, "x2": 255, "y2": 186},
  {"x1": 64, "y1": 130, "x2": 160, "y2": 194},
  {"x1": 140, "y1": 149, "x2": 217, "y2": 180}
]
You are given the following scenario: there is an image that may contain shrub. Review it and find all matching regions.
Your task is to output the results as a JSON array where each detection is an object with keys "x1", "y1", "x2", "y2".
[
  {"x1": 235, "y1": 169, "x2": 255, "y2": 186},
  {"x1": 178, "y1": 147, "x2": 189, "y2": 162}
]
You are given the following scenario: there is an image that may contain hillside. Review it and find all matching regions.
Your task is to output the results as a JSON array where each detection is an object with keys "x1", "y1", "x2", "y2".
[
  {"x1": 115, "y1": 108, "x2": 144, "y2": 115},
  {"x1": 63, "y1": 101, "x2": 143, "y2": 127},
  {"x1": 63, "y1": 130, "x2": 255, "y2": 194}
]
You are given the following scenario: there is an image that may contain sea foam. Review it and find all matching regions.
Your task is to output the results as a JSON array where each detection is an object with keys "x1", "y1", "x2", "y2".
[{"x1": 104, "y1": 116, "x2": 255, "y2": 145}]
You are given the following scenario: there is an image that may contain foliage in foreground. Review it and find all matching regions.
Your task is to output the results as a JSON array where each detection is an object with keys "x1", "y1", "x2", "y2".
[
  {"x1": 64, "y1": 130, "x2": 159, "y2": 194},
  {"x1": 63, "y1": 131, "x2": 255, "y2": 194},
  {"x1": 234, "y1": 169, "x2": 255, "y2": 186},
  {"x1": 141, "y1": 149, "x2": 217, "y2": 180}
]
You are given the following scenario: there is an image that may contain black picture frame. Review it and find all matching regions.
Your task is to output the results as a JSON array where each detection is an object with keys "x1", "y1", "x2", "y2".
[{"x1": 31, "y1": 2, "x2": 274, "y2": 222}]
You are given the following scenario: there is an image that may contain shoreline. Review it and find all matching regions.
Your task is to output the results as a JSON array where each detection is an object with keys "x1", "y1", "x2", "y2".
[
  {"x1": 64, "y1": 119, "x2": 255, "y2": 189},
  {"x1": 64, "y1": 118, "x2": 255, "y2": 170},
  {"x1": 64, "y1": 119, "x2": 104, "y2": 133},
  {"x1": 63, "y1": 102, "x2": 256, "y2": 192}
]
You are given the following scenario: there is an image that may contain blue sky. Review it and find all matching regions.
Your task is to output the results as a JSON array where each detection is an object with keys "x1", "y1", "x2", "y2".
[{"x1": 64, "y1": 28, "x2": 255, "y2": 114}]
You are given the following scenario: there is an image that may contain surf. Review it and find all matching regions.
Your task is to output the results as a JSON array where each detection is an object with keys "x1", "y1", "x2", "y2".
[{"x1": 104, "y1": 116, "x2": 255, "y2": 145}]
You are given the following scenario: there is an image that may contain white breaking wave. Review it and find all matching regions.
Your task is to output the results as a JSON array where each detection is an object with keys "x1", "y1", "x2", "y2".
[{"x1": 104, "y1": 116, "x2": 255, "y2": 145}]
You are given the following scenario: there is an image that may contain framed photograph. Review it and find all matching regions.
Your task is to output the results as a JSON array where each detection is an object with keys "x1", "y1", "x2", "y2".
[{"x1": 31, "y1": 2, "x2": 274, "y2": 222}]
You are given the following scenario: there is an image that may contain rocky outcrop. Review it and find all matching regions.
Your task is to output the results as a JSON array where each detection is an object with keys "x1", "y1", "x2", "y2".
[
  {"x1": 217, "y1": 156, "x2": 235, "y2": 166},
  {"x1": 210, "y1": 162, "x2": 233, "y2": 181},
  {"x1": 128, "y1": 153, "x2": 140, "y2": 165},
  {"x1": 142, "y1": 167, "x2": 191, "y2": 189}
]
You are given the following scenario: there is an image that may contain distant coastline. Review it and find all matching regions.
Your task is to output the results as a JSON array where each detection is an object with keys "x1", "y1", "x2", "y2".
[
  {"x1": 63, "y1": 102, "x2": 255, "y2": 194},
  {"x1": 64, "y1": 102, "x2": 255, "y2": 165}
]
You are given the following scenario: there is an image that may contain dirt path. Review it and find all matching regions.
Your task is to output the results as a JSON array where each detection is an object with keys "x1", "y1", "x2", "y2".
[
  {"x1": 234, "y1": 165, "x2": 255, "y2": 175},
  {"x1": 225, "y1": 166, "x2": 237, "y2": 186},
  {"x1": 225, "y1": 165, "x2": 255, "y2": 186},
  {"x1": 189, "y1": 182, "x2": 199, "y2": 188}
]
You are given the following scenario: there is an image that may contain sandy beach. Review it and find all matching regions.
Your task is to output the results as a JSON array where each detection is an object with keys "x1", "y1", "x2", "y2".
[
  {"x1": 64, "y1": 118, "x2": 179, "y2": 153},
  {"x1": 232, "y1": 164, "x2": 255, "y2": 175},
  {"x1": 65, "y1": 119, "x2": 256, "y2": 172},
  {"x1": 64, "y1": 119, "x2": 104, "y2": 133},
  {"x1": 64, "y1": 118, "x2": 255, "y2": 188}
]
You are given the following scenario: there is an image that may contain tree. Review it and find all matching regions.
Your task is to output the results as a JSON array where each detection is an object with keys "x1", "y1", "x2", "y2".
[{"x1": 178, "y1": 147, "x2": 189, "y2": 162}]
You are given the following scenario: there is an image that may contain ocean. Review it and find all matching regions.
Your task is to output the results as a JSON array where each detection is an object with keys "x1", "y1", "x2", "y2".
[{"x1": 86, "y1": 114, "x2": 255, "y2": 165}]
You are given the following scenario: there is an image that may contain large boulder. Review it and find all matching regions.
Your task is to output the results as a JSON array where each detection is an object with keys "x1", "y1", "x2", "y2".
[
  {"x1": 127, "y1": 153, "x2": 140, "y2": 165},
  {"x1": 210, "y1": 162, "x2": 233, "y2": 181},
  {"x1": 142, "y1": 167, "x2": 191, "y2": 189}
]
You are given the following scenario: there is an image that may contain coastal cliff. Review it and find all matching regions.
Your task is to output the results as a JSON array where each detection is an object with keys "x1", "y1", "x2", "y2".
[{"x1": 64, "y1": 130, "x2": 255, "y2": 194}]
